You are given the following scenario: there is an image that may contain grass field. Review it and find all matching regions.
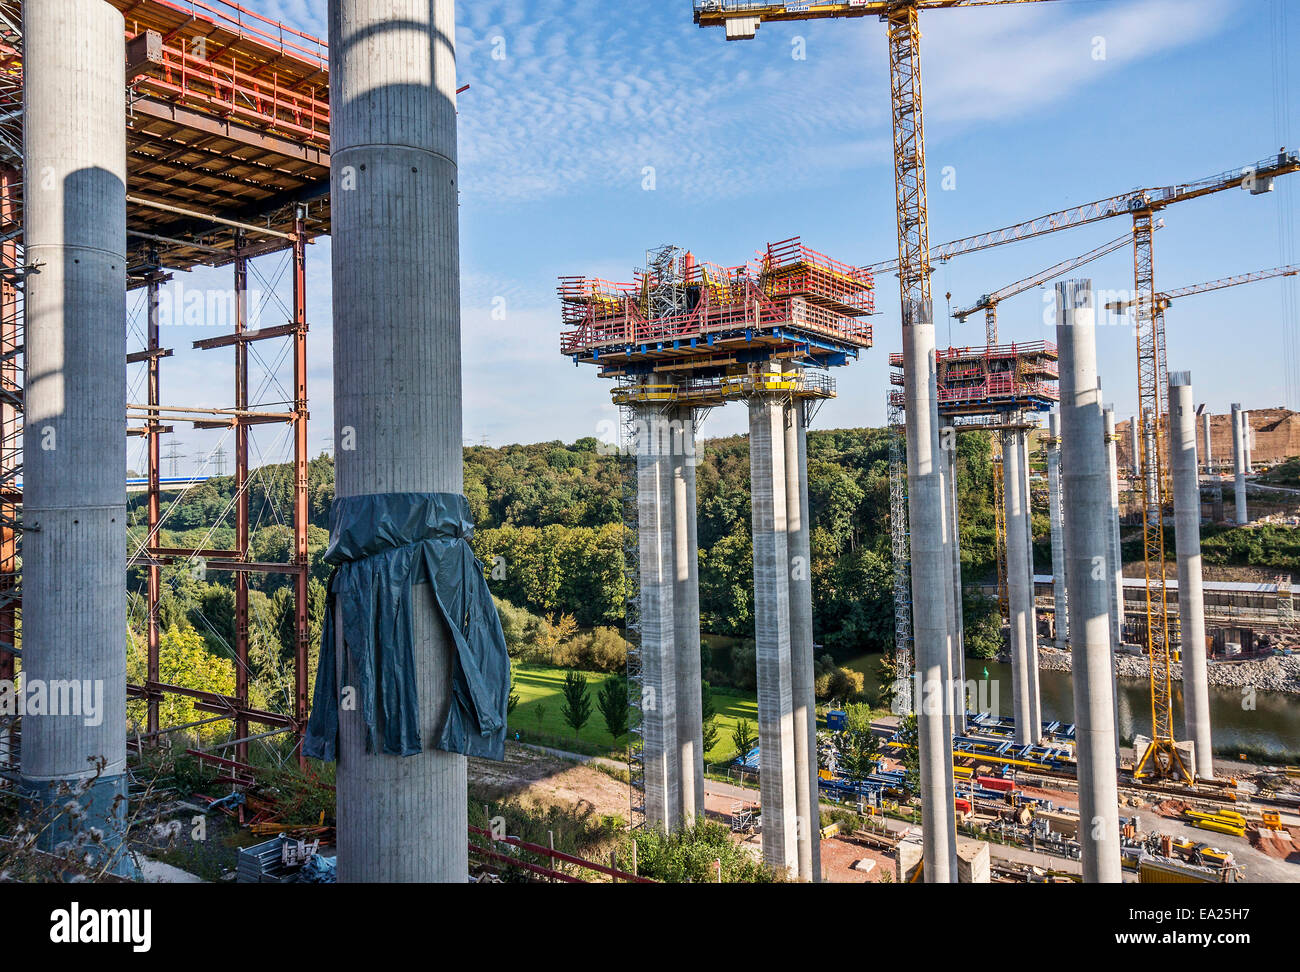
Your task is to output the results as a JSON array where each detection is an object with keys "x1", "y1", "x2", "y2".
[{"x1": 509, "y1": 662, "x2": 759, "y2": 764}]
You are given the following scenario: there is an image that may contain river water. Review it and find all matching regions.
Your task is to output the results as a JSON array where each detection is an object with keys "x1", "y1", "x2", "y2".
[
  {"x1": 848, "y1": 652, "x2": 1300, "y2": 760},
  {"x1": 980, "y1": 660, "x2": 1300, "y2": 761}
]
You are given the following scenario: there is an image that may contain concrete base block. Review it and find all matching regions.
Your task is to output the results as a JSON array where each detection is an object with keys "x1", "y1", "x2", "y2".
[{"x1": 956, "y1": 837, "x2": 991, "y2": 884}]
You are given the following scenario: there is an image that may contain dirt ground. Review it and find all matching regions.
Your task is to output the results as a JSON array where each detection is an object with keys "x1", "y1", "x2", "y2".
[
  {"x1": 820, "y1": 836, "x2": 895, "y2": 883},
  {"x1": 467, "y1": 743, "x2": 630, "y2": 820},
  {"x1": 1019, "y1": 784, "x2": 1078, "y2": 810},
  {"x1": 1248, "y1": 824, "x2": 1300, "y2": 863},
  {"x1": 1152, "y1": 798, "x2": 1190, "y2": 819}
]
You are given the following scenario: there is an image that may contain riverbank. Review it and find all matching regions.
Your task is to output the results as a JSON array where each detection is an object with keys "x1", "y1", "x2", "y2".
[{"x1": 1029, "y1": 645, "x2": 1300, "y2": 694}]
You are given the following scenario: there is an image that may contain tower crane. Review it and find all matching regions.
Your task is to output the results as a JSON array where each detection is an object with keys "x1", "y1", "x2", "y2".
[
  {"x1": 954, "y1": 227, "x2": 1152, "y2": 346},
  {"x1": 1105, "y1": 262, "x2": 1300, "y2": 315},
  {"x1": 951, "y1": 226, "x2": 1153, "y2": 624},
  {"x1": 694, "y1": 0, "x2": 1064, "y2": 882}
]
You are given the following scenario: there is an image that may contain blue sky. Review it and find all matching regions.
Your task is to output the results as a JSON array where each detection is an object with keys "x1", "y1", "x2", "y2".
[{"x1": 141, "y1": 0, "x2": 1299, "y2": 476}]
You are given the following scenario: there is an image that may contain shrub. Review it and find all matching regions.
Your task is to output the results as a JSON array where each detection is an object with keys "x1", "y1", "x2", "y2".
[{"x1": 618, "y1": 822, "x2": 777, "y2": 883}]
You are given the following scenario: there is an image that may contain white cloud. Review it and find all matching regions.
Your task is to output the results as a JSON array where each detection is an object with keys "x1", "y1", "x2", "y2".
[{"x1": 918, "y1": 0, "x2": 1231, "y2": 125}]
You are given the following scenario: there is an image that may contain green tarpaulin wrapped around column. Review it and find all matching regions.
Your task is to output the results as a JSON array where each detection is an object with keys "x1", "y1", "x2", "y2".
[{"x1": 304, "y1": 492, "x2": 510, "y2": 762}]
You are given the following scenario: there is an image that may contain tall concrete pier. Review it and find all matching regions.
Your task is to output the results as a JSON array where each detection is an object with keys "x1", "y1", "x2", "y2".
[
  {"x1": 1242, "y1": 410, "x2": 1253, "y2": 473},
  {"x1": 1019, "y1": 429, "x2": 1041, "y2": 738},
  {"x1": 672, "y1": 408, "x2": 704, "y2": 826},
  {"x1": 21, "y1": 0, "x2": 130, "y2": 873},
  {"x1": 1103, "y1": 408, "x2": 1124, "y2": 649},
  {"x1": 784, "y1": 392, "x2": 820, "y2": 881},
  {"x1": 749, "y1": 392, "x2": 798, "y2": 874},
  {"x1": 638, "y1": 407, "x2": 680, "y2": 830},
  {"x1": 1168, "y1": 374, "x2": 1213, "y2": 779},
  {"x1": 945, "y1": 431, "x2": 966, "y2": 729},
  {"x1": 937, "y1": 434, "x2": 958, "y2": 741},
  {"x1": 1232, "y1": 403, "x2": 1248, "y2": 525},
  {"x1": 1002, "y1": 427, "x2": 1037, "y2": 745},
  {"x1": 902, "y1": 302, "x2": 957, "y2": 883},
  {"x1": 1056, "y1": 279, "x2": 1122, "y2": 883},
  {"x1": 1047, "y1": 413, "x2": 1067, "y2": 648},
  {"x1": 1202, "y1": 411, "x2": 1212, "y2": 472},
  {"x1": 1103, "y1": 406, "x2": 1124, "y2": 754},
  {"x1": 330, "y1": 0, "x2": 467, "y2": 880},
  {"x1": 1129, "y1": 419, "x2": 1140, "y2": 478}
]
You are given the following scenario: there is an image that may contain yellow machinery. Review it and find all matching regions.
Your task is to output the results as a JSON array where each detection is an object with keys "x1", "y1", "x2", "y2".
[
  {"x1": 1139, "y1": 855, "x2": 1237, "y2": 884},
  {"x1": 1182, "y1": 809, "x2": 1247, "y2": 838}
]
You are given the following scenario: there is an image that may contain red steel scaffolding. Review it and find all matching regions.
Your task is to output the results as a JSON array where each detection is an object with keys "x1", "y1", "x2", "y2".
[
  {"x1": 560, "y1": 237, "x2": 873, "y2": 368},
  {"x1": 2, "y1": 0, "x2": 329, "y2": 772}
]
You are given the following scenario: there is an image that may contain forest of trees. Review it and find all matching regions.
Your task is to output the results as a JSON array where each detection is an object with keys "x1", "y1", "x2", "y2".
[
  {"x1": 122, "y1": 422, "x2": 1300, "y2": 726},
  {"x1": 122, "y1": 427, "x2": 1012, "y2": 727}
]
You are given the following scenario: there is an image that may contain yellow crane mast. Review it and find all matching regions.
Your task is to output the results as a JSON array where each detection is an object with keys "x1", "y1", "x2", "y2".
[{"x1": 693, "y1": 0, "x2": 1064, "y2": 738}]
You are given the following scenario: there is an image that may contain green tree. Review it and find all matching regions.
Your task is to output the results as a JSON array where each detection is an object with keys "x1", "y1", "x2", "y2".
[
  {"x1": 833, "y1": 725, "x2": 881, "y2": 793},
  {"x1": 876, "y1": 653, "x2": 899, "y2": 710},
  {"x1": 897, "y1": 713, "x2": 921, "y2": 797},
  {"x1": 700, "y1": 681, "x2": 719, "y2": 758},
  {"x1": 560, "y1": 670, "x2": 592, "y2": 742},
  {"x1": 730, "y1": 718, "x2": 756, "y2": 763},
  {"x1": 507, "y1": 665, "x2": 521, "y2": 717},
  {"x1": 962, "y1": 588, "x2": 1002, "y2": 660},
  {"x1": 597, "y1": 674, "x2": 629, "y2": 742}
]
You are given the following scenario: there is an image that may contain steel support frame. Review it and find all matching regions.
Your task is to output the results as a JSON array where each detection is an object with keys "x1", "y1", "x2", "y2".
[
  {"x1": 137, "y1": 217, "x2": 312, "y2": 766},
  {"x1": 1130, "y1": 210, "x2": 1189, "y2": 781},
  {"x1": 0, "y1": 167, "x2": 20, "y2": 686}
]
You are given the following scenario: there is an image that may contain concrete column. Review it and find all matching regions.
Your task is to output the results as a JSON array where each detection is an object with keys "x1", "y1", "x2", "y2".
[
  {"x1": 784, "y1": 393, "x2": 820, "y2": 881},
  {"x1": 1169, "y1": 374, "x2": 1213, "y2": 779},
  {"x1": 901, "y1": 303, "x2": 958, "y2": 883},
  {"x1": 1020, "y1": 430, "x2": 1041, "y2": 739},
  {"x1": 936, "y1": 429, "x2": 958, "y2": 743},
  {"x1": 1201, "y1": 411, "x2": 1212, "y2": 473},
  {"x1": 330, "y1": 0, "x2": 467, "y2": 881},
  {"x1": 1056, "y1": 279, "x2": 1122, "y2": 883},
  {"x1": 1103, "y1": 408, "x2": 1124, "y2": 649},
  {"x1": 1103, "y1": 406, "x2": 1123, "y2": 757},
  {"x1": 639, "y1": 412, "x2": 680, "y2": 830},
  {"x1": 20, "y1": 0, "x2": 130, "y2": 875},
  {"x1": 1047, "y1": 413, "x2": 1068, "y2": 649},
  {"x1": 1129, "y1": 418, "x2": 1140, "y2": 478},
  {"x1": 946, "y1": 431, "x2": 966, "y2": 730},
  {"x1": 749, "y1": 393, "x2": 797, "y2": 875},
  {"x1": 1003, "y1": 429, "x2": 1036, "y2": 745},
  {"x1": 1232, "y1": 403, "x2": 1247, "y2": 525},
  {"x1": 1242, "y1": 410, "x2": 1252, "y2": 473},
  {"x1": 672, "y1": 408, "x2": 703, "y2": 827}
]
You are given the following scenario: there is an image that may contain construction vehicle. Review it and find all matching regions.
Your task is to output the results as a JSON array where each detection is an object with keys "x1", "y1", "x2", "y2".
[{"x1": 1138, "y1": 853, "x2": 1240, "y2": 884}]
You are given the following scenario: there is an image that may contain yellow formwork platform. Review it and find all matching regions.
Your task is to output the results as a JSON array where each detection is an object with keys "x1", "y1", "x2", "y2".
[{"x1": 611, "y1": 370, "x2": 835, "y2": 408}]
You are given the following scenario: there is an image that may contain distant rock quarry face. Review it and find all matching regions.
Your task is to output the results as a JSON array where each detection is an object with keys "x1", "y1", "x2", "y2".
[
  {"x1": 1116, "y1": 408, "x2": 1300, "y2": 470},
  {"x1": 1033, "y1": 645, "x2": 1300, "y2": 695}
]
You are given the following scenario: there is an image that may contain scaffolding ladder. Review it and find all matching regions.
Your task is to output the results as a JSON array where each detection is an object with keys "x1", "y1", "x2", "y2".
[
  {"x1": 0, "y1": 0, "x2": 23, "y2": 788},
  {"x1": 887, "y1": 392, "x2": 913, "y2": 715}
]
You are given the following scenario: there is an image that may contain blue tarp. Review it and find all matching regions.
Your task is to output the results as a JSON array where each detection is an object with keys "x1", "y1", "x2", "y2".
[{"x1": 303, "y1": 492, "x2": 510, "y2": 762}]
